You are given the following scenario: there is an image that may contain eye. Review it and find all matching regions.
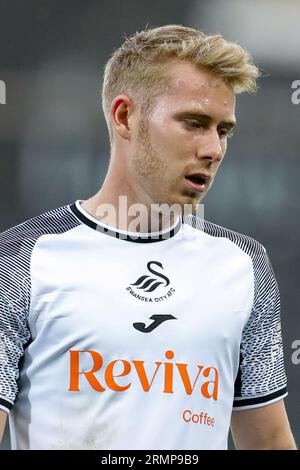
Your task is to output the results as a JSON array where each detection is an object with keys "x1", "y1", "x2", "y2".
[
  {"x1": 218, "y1": 128, "x2": 234, "y2": 139},
  {"x1": 184, "y1": 120, "x2": 204, "y2": 129}
]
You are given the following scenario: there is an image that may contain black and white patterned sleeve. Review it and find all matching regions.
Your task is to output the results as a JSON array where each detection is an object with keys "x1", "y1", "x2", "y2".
[
  {"x1": 233, "y1": 244, "x2": 288, "y2": 410},
  {"x1": 0, "y1": 205, "x2": 80, "y2": 414},
  {"x1": 0, "y1": 206, "x2": 79, "y2": 412},
  {"x1": 0, "y1": 233, "x2": 31, "y2": 414}
]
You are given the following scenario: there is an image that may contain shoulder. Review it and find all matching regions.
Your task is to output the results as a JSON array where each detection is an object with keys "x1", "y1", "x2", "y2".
[
  {"x1": 0, "y1": 203, "x2": 80, "y2": 261},
  {"x1": 183, "y1": 214, "x2": 267, "y2": 262}
]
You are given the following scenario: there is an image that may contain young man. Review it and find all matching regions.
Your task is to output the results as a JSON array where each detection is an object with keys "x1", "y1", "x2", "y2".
[{"x1": 0, "y1": 25, "x2": 296, "y2": 450}]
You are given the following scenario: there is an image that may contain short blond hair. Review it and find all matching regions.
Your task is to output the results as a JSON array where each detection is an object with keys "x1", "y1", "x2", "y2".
[{"x1": 102, "y1": 24, "x2": 260, "y2": 144}]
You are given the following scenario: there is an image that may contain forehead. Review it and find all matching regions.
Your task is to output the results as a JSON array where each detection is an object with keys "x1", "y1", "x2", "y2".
[{"x1": 159, "y1": 59, "x2": 236, "y2": 115}]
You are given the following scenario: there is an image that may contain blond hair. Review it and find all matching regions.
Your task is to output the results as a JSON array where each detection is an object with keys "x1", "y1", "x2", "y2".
[{"x1": 102, "y1": 24, "x2": 260, "y2": 144}]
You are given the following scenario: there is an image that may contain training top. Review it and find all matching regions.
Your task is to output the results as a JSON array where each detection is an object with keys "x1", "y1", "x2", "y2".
[{"x1": 0, "y1": 200, "x2": 287, "y2": 449}]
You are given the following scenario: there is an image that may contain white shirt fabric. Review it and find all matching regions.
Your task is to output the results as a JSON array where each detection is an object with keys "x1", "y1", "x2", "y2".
[{"x1": 0, "y1": 200, "x2": 287, "y2": 449}]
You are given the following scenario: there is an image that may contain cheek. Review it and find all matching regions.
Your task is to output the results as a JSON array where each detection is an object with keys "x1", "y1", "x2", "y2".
[
  {"x1": 148, "y1": 125, "x2": 177, "y2": 155},
  {"x1": 150, "y1": 122, "x2": 192, "y2": 157},
  {"x1": 221, "y1": 140, "x2": 228, "y2": 155}
]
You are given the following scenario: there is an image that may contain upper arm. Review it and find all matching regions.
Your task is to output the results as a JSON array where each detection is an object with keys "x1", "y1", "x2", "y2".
[
  {"x1": 0, "y1": 409, "x2": 7, "y2": 443},
  {"x1": 0, "y1": 237, "x2": 31, "y2": 415},
  {"x1": 233, "y1": 245, "x2": 287, "y2": 411},
  {"x1": 231, "y1": 399, "x2": 296, "y2": 449},
  {"x1": 231, "y1": 246, "x2": 296, "y2": 449}
]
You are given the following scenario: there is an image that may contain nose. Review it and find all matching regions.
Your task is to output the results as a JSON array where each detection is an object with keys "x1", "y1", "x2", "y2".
[{"x1": 195, "y1": 129, "x2": 224, "y2": 162}]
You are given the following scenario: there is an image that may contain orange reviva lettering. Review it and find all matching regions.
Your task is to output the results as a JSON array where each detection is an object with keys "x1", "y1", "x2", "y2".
[
  {"x1": 132, "y1": 360, "x2": 162, "y2": 392},
  {"x1": 68, "y1": 349, "x2": 219, "y2": 400},
  {"x1": 201, "y1": 367, "x2": 219, "y2": 400},
  {"x1": 69, "y1": 350, "x2": 105, "y2": 392},
  {"x1": 105, "y1": 359, "x2": 131, "y2": 391},
  {"x1": 176, "y1": 362, "x2": 204, "y2": 395}
]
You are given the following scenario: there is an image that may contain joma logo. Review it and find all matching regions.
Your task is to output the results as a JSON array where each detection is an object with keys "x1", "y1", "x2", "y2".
[{"x1": 133, "y1": 314, "x2": 177, "y2": 333}]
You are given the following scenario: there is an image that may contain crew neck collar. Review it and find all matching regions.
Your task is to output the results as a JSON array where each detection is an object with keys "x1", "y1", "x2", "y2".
[{"x1": 69, "y1": 200, "x2": 182, "y2": 243}]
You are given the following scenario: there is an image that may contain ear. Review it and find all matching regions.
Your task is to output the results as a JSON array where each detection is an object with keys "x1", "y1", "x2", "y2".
[{"x1": 110, "y1": 94, "x2": 134, "y2": 140}]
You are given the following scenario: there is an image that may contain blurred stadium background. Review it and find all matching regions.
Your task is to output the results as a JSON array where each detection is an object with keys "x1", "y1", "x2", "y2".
[{"x1": 0, "y1": 0, "x2": 299, "y2": 449}]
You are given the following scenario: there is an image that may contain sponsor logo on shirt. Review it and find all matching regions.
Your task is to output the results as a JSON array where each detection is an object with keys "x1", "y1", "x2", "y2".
[{"x1": 68, "y1": 349, "x2": 219, "y2": 401}]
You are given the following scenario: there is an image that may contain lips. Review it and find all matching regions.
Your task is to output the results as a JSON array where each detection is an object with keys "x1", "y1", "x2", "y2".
[
  {"x1": 184, "y1": 173, "x2": 211, "y2": 193},
  {"x1": 185, "y1": 173, "x2": 211, "y2": 185}
]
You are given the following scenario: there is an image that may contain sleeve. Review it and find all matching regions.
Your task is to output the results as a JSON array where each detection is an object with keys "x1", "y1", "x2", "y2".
[
  {"x1": 233, "y1": 244, "x2": 288, "y2": 410},
  {"x1": 0, "y1": 239, "x2": 31, "y2": 414}
]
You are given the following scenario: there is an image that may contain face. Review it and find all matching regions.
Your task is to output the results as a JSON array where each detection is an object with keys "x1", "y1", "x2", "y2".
[{"x1": 128, "y1": 60, "x2": 236, "y2": 213}]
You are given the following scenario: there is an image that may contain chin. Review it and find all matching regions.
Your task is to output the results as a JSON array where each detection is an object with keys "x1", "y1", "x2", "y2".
[
  {"x1": 159, "y1": 196, "x2": 198, "y2": 217},
  {"x1": 186, "y1": 194, "x2": 206, "y2": 213}
]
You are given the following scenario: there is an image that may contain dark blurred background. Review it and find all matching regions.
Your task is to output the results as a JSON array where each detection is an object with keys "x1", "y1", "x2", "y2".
[{"x1": 0, "y1": 0, "x2": 299, "y2": 450}]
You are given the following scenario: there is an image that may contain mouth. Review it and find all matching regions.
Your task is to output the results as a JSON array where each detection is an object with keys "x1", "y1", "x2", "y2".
[{"x1": 184, "y1": 173, "x2": 211, "y2": 193}]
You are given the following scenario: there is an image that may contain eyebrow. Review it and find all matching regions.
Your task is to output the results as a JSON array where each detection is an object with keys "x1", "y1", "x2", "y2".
[{"x1": 175, "y1": 111, "x2": 236, "y2": 129}]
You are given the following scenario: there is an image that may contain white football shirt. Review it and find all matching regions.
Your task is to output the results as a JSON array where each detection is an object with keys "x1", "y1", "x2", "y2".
[{"x1": 0, "y1": 200, "x2": 287, "y2": 449}]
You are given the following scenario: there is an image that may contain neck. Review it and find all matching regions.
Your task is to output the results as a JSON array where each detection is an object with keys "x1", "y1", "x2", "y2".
[{"x1": 81, "y1": 167, "x2": 178, "y2": 233}]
